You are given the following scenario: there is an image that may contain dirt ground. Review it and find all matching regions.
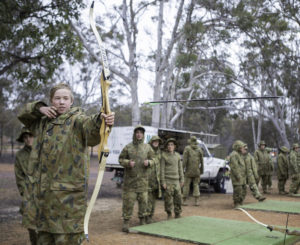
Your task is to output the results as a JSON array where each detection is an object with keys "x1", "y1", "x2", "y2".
[{"x1": 1, "y1": 157, "x2": 300, "y2": 245}]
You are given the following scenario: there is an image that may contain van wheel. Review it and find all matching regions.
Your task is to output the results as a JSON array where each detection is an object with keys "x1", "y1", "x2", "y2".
[{"x1": 214, "y1": 170, "x2": 226, "y2": 193}]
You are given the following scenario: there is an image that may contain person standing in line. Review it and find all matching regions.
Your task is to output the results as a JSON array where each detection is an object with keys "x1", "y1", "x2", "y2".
[
  {"x1": 161, "y1": 138, "x2": 184, "y2": 219},
  {"x1": 18, "y1": 83, "x2": 114, "y2": 245},
  {"x1": 243, "y1": 145, "x2": 266, "y2": 202},
  {"x1": 15, "y1": 127, "x2": 37, "y2": 245},
  {"x1": 277, "y1": 146, "x2": 289, "y2": 195},
  {"x1": 119, "y1": 125, "x2": 154, "y2": 232},
  {"x1": 229, "y1": 140, "x2": 247, "y2": 208},
  {"x1": 254, "y1": 141, "x2": 274, "y2": 194},
  {"x1": 146, "y1": 135, "x2": 163, "y2": 224},
  {"x1": 182, "y1": 136, "x2": 203, "y2": 206},
  {"x1": 289, "y1": 143, "x2": 300, "y2": 195}
]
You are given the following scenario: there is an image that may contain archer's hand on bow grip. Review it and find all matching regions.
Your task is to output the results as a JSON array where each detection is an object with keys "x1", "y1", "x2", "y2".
[{"x1": 98, "y1": 71, "x2": 113, "y2": 163}]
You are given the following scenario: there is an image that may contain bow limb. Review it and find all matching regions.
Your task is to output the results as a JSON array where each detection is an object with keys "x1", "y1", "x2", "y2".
[
  {"x1": 237, "y1": 208, "x2": 300, "y2": 236},
  {"x1": 84, "y1": 1, "x2": 112, "y2": 241}
]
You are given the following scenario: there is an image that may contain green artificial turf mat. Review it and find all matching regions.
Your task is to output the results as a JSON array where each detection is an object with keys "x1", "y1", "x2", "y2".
[
  {"x1": 240, "y1": 200, "x2": 300, "y2": 214},
  {"x1": 130, "y1": 216, "x2": 300, "y2": 245}
]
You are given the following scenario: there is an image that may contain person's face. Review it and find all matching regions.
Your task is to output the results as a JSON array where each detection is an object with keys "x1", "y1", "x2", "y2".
[
  {"x1": 167, "y1": 142, "x2": 175, "y2": 153},
  {"x1": 152, "y1": 140, "x2": 159, "y2": 148},
  {"x1": 51, "y1": 88, "x2": 73, "y2": 115},
  {"x1": 295, "y1": 147, "x2": 300, "y2": 152},
  {"x1": 260, "y1": 144, "x2": 265, "y2": 150},
  {"x1": 241, "y1": 146, "x2": 247, "y2": 155},
  {"x1": 135, "y1": 130, "x2": 144, "y2": 140},
  {"x1": 23, "y1": 134, "x2": 34, "y2": 147}
]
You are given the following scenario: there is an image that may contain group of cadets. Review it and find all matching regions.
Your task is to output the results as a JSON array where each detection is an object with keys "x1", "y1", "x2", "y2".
[
  {"x1": 229, "y1": 140, "x2": 300, "y2": 208},
  {"x1": 119, "y1": 126, "x2": 203, "y2": 232},
  {"x1": 14, "y1": 98, "x2": 300, "y2": 243}
]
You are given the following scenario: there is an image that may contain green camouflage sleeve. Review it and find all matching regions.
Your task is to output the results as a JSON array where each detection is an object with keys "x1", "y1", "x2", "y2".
[
  {"x1": 199, "y1": 149, "x2": 204, "y2": 174},
  {"x1": 182, "y1": 147, "x2": 188, "y2": 171},
  {"x1": 178, "y1": 154, "x2": 184, "y2": 183},
  {"x1": 14, "y1": 154, "x2": 25, "y2": 197},
  {"x1": 147, "y1": 145, "x2": 155, "y2": 167},
  {"x1": 17, "y1": 101, "x2": 47, "y2": 135},
  {"x1": 119, "y1": 145, "x2": 130, "y2": 168},
  {"x1": 254, "y1": 151, "x2": 259, "y2": 163},
  {"x1": 76, "y1": 113, "x2": 101, "y2": 147},
  {"x1": 160, "y1": 154, "x2": 166, "y2": 186},
  {"x1": 289, "y1": 152, "x2": 298, "y2": 174},
  {"x1": 229, "y1": 154, "x2": 242, "y2": 182}
]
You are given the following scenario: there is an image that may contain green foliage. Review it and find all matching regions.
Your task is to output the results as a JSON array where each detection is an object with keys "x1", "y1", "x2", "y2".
[{"x1": 0, "y1": 0, "x2": 85, "y2": 89}]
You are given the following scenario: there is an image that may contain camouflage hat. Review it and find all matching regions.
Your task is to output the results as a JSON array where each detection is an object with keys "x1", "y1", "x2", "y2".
[
  {"x1": 189, "y1": 136, "x2": 198, "y2": 145},
  {"x1": 232, "y1": 140, "x2": 245, "y2": 151},
  {"x1": 280, "y1": 146, "x2": 289, "y2": 153},
  {"x1": 149, "y1": 135, "x2": 162, "y2": 144},
  {"x1": 134, "y1": 125, "x2": 145, "y2": 134},
  {"x1": 293, "y1": 143, "x2": 300, "y2": 149},
  {"x1": 165, "y1": 138, "x2": 177, "y2": 145},
  {"x1": 258, "y1": 140, "x2": 266, "y2": 146},
  {"x1": 16, "y1": 127, "x2": 33, "y2": 143}
]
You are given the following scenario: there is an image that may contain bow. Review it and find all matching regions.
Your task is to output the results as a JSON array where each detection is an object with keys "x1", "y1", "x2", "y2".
[
  {"x1": 84, "y1": 1, "x2": 112, "y2": 241},
  {"x1": 237, "y1": 208, "x2": 300, "y2": 236},
  {"x1": 145, "y1": 96, "x2": 283, "y2": 105}
]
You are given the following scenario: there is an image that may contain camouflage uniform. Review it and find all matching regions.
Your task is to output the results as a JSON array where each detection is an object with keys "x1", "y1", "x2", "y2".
[
  {"x1": 146, "y1": 136, "x2": 162, "y2": 223},
  {"x1": 243, "y1": 152, "x2": 265, "y2": 202},
  {"x1": 119, "y1": 125, "x2": 154, "y2": 230},
  {"x1": 229, "y1": 141, "x2": 247, "y2": 207},
  {"x1": 18, "y1": 101, "x2": 102, "y2": 244},
  {"x1": 254, "y1": 141, "x2": 273, "y2": 193},
  {"x1": 289, "y1": 144, "x2": 300, "y2": 194},
  {"x1": 160, "y1": 138, "x2": 184, "y2": 218},
  {"x1": 277, "y1": 146, "x2": 289, "y2": 194},
  {"x1": 15, "y1": 128, "x2": 37, "y2": 245},
  {"x1": 182, "y1": 136, "x2": 203, "y2": 206}
]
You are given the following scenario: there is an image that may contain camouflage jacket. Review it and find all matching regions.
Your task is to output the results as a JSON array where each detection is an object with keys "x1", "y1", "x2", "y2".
[
  {"x1": 160, "y1": 151, "x2": 184, "y2": 185},
  {"x1": 254, "y1": 149, "x2": 273, "y2": 175},
  {"x1": 277, "y1": 153, "x2": 289, "y2": 179},
  {"x1": 148, "y1": 146, "x2": 162, "y2": 192},
  {"x1": 229, "y1": 150, "x2": 247, "y2": 185},
  {"x1": 15, "y1": 145, "x2": 37, "y2": 229},
  {"x1": 289, "y1": 150, "x2": 299, "y2": 176},
  {"x1": 243, "y1": 153, "x2": 259, "y2": 185},
  {"x1": 18, "y1": 101, "x2": 101, "y2": 233},
  {"x1": 119, "y1": 135, "x2": 154, "y2": 192},
  {"x1": 182, "y1": 144, "x2": 203, "y2": 178}
]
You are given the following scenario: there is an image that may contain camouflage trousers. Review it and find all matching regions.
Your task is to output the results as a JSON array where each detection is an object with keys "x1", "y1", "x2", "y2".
[
  {"x1": 37, "y1": 231, "x2": 84, "y2": 245},
  {"x1": 289, "y1": 174, "x2": 300, "y2": 194},
  {"x1": 147, "y1": 188, "x2": 159, "y2": 217},
  {"x1": 232, "y1": 184, "x2": 247, "y2": 205},
  {"x1": 164, "y1": 182, "x2": 182, "y2": 215},
  {"x1": 122, "y1": 191, "x2": 148, "y2": 220},
  {"x1": 259, "y1": 174, "x2": 271, "y2": 192},
  {"x1": 28, "y1": 228, "x2": 37, "y2": 245},
  {"x1": 183, "y1": 176, "x2": 200, "y2": 198},
  {"x1": 277, "y1": 177, "x2": 288, "y2": 193},
  {"x1": 248, "y1": 183, "x2": 262, "y2": 199}
]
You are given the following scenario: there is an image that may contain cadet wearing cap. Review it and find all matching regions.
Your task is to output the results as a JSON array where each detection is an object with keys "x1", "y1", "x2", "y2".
[
  {"x1": 161, "y1": 138, "x2": 184, "y2": 219},
  {"x1": 254, "y1": 140, "x2": 274, "y2": 194},
  {"x1": 277, "y1": 146, "x2": 289, "y2": 194},
  {"x1": 119, "y1": 125, "x2": 155, "y2": 232},
  {"x1": 289, "y1": 143, "x2": 300, "y2": 194},
  {"x1": 182, "y1": 136, "x2": 203, "y2": 206},
  {"x1": 15, "y1": 127, "x2": 37, "y2": 245}
]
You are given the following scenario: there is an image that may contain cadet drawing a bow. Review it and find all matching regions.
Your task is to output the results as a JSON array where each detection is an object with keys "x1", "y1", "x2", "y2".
[{"x1": 84, "y1": 1, "x2": 112, "y2": 241}]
